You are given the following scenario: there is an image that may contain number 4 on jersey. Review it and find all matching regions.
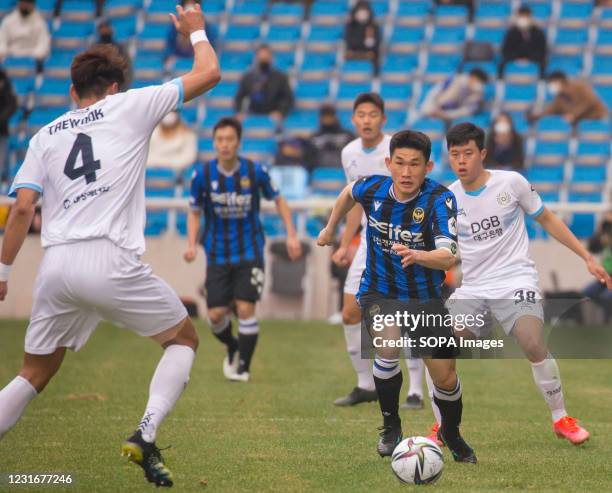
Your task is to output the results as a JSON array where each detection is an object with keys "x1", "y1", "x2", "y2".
[{"x1": 64, "y1": 133, "x2": 101, "y2": 184}]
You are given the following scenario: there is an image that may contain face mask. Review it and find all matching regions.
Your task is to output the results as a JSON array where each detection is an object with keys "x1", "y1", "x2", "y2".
[
  {"x1": 355, "y1": 9, "x2": 370, "y2": 24},
  {"x1": 19, "y1": 7, "x2": 32, "y2": 17},
  {"x1": 494, "y1": 121, "x2": 511, "y2": 134},
  {"x1": 184, "y1": 3, "x2": 196, "y2": 12},
  {"x1": 515, "y1": 17, "x2": 531, "y2": 30},
  {"x1": 161, "y1": 112, "x2": 179, "y2": 128},
  {"x1": 100, "y1": 33, "x2": 113, "y2": 43},
  {"x1": 258, "y1": 61, "x2": 271, "y2": 73},
  {"x1": 470, "y1": 81, "x2": 484, "y2": 93},
  {"x1": 548, "y1": 83, "x2": 561, "y2": 96}
]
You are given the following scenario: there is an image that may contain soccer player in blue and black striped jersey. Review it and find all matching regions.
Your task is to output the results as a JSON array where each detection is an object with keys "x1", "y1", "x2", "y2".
[
  {"x1": 318, "y1": 130, "x2": 476, "y2": 463},
  {"x1": 185, "y1": 117, "x2": 302, "y2": 382}
]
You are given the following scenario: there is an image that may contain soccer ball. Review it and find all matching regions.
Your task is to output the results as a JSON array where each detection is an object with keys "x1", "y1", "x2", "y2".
[{"x1": 390, "y1": 436, "x2": 444, "y2": 485}]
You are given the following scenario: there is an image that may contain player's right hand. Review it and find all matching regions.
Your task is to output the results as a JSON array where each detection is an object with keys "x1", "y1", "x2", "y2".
[
  {"x1": 170, "y1": 3, "x2": 205, "y2": 36},
  {"x1": 183, "y1": 246, "x2": 197, "y2": 263},
  {"x1": 331, "y1": 246, "x2": 350, "y2": 267},
  {"x1": 0, "y1": 281, "x2": 7, "y2": 301},
  {"x1": 317, "y1": 227, "x2": 335, "y2": 247}
]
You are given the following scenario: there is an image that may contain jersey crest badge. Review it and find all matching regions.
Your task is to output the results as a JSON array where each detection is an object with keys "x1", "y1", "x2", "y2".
[
  {"x1": 413, "y1": 207, "x2": 425, "y2": 224},
  {"x1": 496, "y1": 191, "x2": 511, "y2": 206},
  {"x1": 240, "y1": 176, "x2": 251, "y2": 189}
]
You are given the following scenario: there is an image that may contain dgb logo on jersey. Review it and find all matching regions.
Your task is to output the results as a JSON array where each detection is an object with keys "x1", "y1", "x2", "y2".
[{"x1": 413, "y1": 207, "x2": 425, "y2": 224}]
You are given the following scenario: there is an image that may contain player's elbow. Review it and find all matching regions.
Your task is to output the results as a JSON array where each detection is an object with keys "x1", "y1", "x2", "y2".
[{"x1": 13, "y1": 202, "x2": 35, "y2": 217}]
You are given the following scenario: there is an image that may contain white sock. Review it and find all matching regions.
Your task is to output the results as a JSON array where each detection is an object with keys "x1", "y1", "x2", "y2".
[
  {"x1": 531, "y1": 354, "x2": 567, "y2": 422},
  {"x1": 0, "y1": 376, "x2": 38, "y2": 441},
  {"x1": 407, "y1": 358, "x2": 424, "y2": 398},
  {"x1": 344, "y1": 322, "x2": 374, "y2": 391},
  {"x1": 425, "y1": 368, "x2": 442, "y2": 426},
  {"x1": 139, "y1": 345, "x2": 195, "y2": 443}
]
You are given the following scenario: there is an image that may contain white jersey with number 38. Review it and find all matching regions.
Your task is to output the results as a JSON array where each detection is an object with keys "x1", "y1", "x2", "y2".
[
  {"x1": 449, "y1": 170, "x2": 544, "y2": 287},
  {"x1": 9, "y1": 80, "x2": 183, "y2": 255}
]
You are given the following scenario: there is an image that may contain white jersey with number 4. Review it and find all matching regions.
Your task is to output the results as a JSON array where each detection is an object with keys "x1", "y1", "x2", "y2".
[
  {"x1": 9, "y1": 79, "x2": 183, "y2": 255},
  {"x1": 449, "y1": 169, "x2": 544, "y2": 288}
]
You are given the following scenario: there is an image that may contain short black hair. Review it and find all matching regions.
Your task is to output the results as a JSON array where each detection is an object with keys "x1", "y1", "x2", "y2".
[
  {"x1": 547, "y1": 70, "x2": 567, "y2": 82},
  {"x1": 517, "y1": 4, "x2": 532, "y2": 15},
  {"x1": 389, "y1": 130, "x2": 431, "y2": 161},
  {"x1": 353, "y1": 92, "x2": 385, "y2": 114},
  {"x1": 213, "y1": 116, "x2": 242, "y2": 140},
  {"x1": 446, "y1": 123, "x2": 485, "y2": 151},
  {"x1": 468, "y1": 68, "x2": 489, "y2": 84}
]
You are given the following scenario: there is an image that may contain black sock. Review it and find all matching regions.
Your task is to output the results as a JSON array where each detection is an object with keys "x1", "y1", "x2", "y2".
[
  {"x1": 434, "y1": 383, "x2": 463, "y2": 438},
  {"x1": 237, "y1": 333, "x2": 258, "y2": 373},
  {"x1": 374, "y1": 372, "x2": 403, "y2": 427},
  {"x1": 212, "y1": 320, "x2": 238, "y2": 360}
]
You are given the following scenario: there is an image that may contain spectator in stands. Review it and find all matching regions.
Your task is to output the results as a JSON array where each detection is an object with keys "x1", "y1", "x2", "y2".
[
  {"x1": 274, "y1": 136, "x2": 314, "y2": 170},
  {"x1": 0, "y1": 68, "x2": 17, "y2": 188},
  {"x1": 435, "y1": 0, "x2": 474, "y2": 22},
  {"x1": 484, "y1": 112, "x2": 525, "y2": 171},
  {"x1": 527, "y1": 71, "x2": 609, "y2": 125},
  {"x1": 94, "y1": 18, "x2": 133, "y2": 90},
  {"x1": 418, "y1": 68, "x2": 489, "y2": 124},
  {"x1": 146, "y1": 111, "x2": 197, "y2": 171},
  {"x1": 0, "y1": 0, "x2": 50, "y2": 71},
  {"x1": 499, "y1": 5, "x2": 547, "y2": 78},
  {"x1": 344, "y1": 0, "x2": 381, "y2": 75},
  {"x1": 583, "y1": 212, "x2": 612, "y2": 322},
  {"x1": 165, "y1": 0, "x2": 217, "y2": 59},
  {"x1": 309, "y1": 104, "x2": 354, "y2": 169},
  {"x1": 234, "y1": 44, "x2": 294, "y2": 124}
]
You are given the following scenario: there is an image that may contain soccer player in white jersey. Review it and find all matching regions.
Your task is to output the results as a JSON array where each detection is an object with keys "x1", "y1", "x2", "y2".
[
  {"x1": 0, "y1": 5, "x2": 220, "y2": 487},
  {"x1": 331, "y1": 94, "x2": 426, "y2": 408},
  {"x1": 397, "y1": 123, "x2": 611, "y2": 446}
]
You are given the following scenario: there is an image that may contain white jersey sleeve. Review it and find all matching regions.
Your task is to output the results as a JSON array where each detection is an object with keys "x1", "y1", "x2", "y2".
[
  {"x1": 123, "y1": 78, "x2": 184, "y2": 134},
  {"x1": 9, "y1": 133, "x2": 46, "y2": 197},
  {"x1": 510, "y1": 172, "x2": 544, "y2": 218}
]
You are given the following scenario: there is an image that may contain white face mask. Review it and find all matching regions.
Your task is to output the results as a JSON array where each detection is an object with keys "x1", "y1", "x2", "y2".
[
  {"x1": 355, "y1": 9, "x2": 370, "y2": 24},
  {"x1": 515, "y1": 16, "x2": 531, "y2": 30},
  {"x1": 494, "y1": 121, "x2": 511, "y2": 134},
  {"x1": 161, "y1": 112, "x2": 179, "y2": 128},
  {"x1": 184, "y1": 3, "x2": 196, "y2": 12},
  {"x1": 548, "y1": 82, "x2": 562, "y2": 96}
]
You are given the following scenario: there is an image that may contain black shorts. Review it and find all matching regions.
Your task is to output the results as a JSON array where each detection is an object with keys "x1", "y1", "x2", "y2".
[
  {"x1": 205, "y1": 261, "x2": 265, "y2": 308},
  {"x1": 360, "y1": 294, "x2": 460, "y2": 359}
]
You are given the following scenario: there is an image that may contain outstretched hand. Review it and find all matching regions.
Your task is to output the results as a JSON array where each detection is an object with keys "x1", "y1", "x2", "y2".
[
  {"x1": 586, "y1": 257, "x2": 612, "y2": 289},
  {"x1": 169, "y1": 3, "x2": 205, "y2": 37}
]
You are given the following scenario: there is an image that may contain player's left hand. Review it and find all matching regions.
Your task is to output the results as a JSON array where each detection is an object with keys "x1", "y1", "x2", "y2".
[
  {"x1": 586, "y1": 256, "x2": 612, "y2": 289},
  {"x1": 286, "y1": 235, "x2": 302, "y2": 261},
  {"x1": 0, "y1": 281, "x2": 7, "y2": 301},
  {"x1": 392, "y1": 243, "x2": 420, "y2": 267},
  {"x1": 317, "y1": 227, "x2": 335, "y2": 247}
]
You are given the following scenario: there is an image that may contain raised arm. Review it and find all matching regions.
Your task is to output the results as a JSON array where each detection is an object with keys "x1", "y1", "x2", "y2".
[{"x1": 317, "y1": 183, "x2": 358, "y2": 247}]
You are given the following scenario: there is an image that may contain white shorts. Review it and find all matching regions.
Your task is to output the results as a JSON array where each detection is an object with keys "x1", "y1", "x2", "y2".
[
  {"x1": 343, "y1": 240, "x2": 367, "y2": 296},
  {"x1": 25, "y1": 239, "x2": 188, "y2": 355},
  {"x1": 446, "y1": 277, "x2": 544, "y2": 336}
]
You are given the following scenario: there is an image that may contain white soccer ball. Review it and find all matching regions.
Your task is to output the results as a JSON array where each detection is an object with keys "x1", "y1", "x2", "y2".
[{"x1": 390, "y1": 436, "x2": 444, "y2": 485}]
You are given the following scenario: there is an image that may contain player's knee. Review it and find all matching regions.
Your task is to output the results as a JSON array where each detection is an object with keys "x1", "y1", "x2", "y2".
[
  {"x1": 236, "y1": 303, "x2": 255, "y2": 320},
  {"x1": 522, "y1": 341, "x2": 547, "y2": 363},
  {"x1": 207, "y1": 309, "x2": 226, "y2": 326},
  {"x1": 433, "y1": 370, "x2": 457, "y2": 391}
]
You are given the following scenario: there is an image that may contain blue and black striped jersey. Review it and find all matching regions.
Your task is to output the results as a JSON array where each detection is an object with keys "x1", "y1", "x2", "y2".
[
  {"x1": 189, "y1": 157, "x2": 279, "y2": 265},
  {"x1": 351, "y1": 175, "x2": 458, "y2": 302}
]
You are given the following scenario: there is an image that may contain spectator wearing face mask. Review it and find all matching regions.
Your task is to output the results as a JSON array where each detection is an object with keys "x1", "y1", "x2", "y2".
[
  {"x1": 527, "y1": 71, "x2": 609, "y2": 125},
  {"x1": 165, "y1": 0, "x2": 217, "y2": 59},
  {"x1": 146, "y1": 111, "x2": 198, "y2": 171},
  {"x1": 484, "y1": 112, "x2": 525, "y2": 171},
  {"x1": 309, "y1": 104, "x2": 354, "y2": 169},
  {"x1": 234, "y1": 44, "x2": 294, "y2": 124},
  {"x1": 344, "y1": 0, "x2": 381, "y2": 75},
  {"x1": 499, "y1": 5, "x2": 547, "y2": 78},
  {"x1": 94, "y1": 19, "x2": 133, "y2": 90},
  {"x1": 0, "y1": 0, "x2": 51, "y2": 71},
  {"x1": 418, "y1": 68, "x2": 489, "y2": 123}
]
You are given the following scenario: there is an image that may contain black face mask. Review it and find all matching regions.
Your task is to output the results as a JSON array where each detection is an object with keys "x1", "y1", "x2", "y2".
[
  {"x1": 258, "y1": 61, "x2": 271, "y2": 73},
  {"x1": 100, "y1": 34, "x2": 113, "y2": 43},
  {"x1": 19, "y1": 7, "x2": 32, "y2": 17},
  {"x1": 321, "y1": 123, "x2": 340, "y2": 132}
]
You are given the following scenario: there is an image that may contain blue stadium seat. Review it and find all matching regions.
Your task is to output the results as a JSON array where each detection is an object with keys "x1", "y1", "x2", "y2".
[
  {"x1": 230, "y1": 1, "x2": 267, "y2": 25},
  {"x1": 223, "y1": 24, "x2": 260, "y2": 51},
  {"x1": 475, "y1": 2, "x2": 511, "y2": 27},
  {"x1": 538, "y1": 190, "x2": 560, "y2": 203},
  {"x1": 370, "y1": 0, "x2": 390, "y2": 19},
  {"x1": 26, "y1": 108, "x2": 69, "y2": 134},
  {"x1": 2, "y1": 56, "x2": 36, "y2": 79},
  {"x1": 575, "y1": 141, "x2": 611, "y2": 165},
  {"x1": 269, "y1": 2, "x2": 305, "y2": 24},
  {"x1": 242, "y1": 138, "x2": 277, "y2": 162},
  {"x1": 336, "y1": 81, "x2": 373, "y2": 109},
  {"x1": 412, "y1": 118, "x2": 445, "y2": 140},
  {"x1": 591, "y1": 55, "x2": 612, "y2": 84},
  {"x1": 462, "y1": 61, "x2": 497, "y2": 81},
  {"x1": 283, "y1": 110, "x2": 319, "y2": 137},
  {"x1": 37, "y1": 78, "x2": 71, "y2": 107},
  {"x1": 532, "y1": 140, "x2": 569, "y2": 165},
  {"x1": 131, "y1": 78, "x2": 163, "y2": 89},
  {"x1": 527, "y1": 165, "x2": 565, "y2": 184},
  {"x1": 264, "y1": 24, "x2": 301, "y2": 52},
  {"x1": 396, "y1": 1, "x2": 431, "y2": 26},
  {"x1": 429, "y1": 26, "x2": 466, "y2": 54},
  {"x1": 547, "y1": 55, "x2": 583, "y2": 78},
  {"x1": 569, "y1": 213, "x2": 596, "y2": 239},
  {"x1": 53, "y1": 21, "x2": 94, "y2": 49},
  {"x1": 388, "y1": 25, "x2": 425, "y2": 53},
  {"x1": 60, "y1": 0, "x2": 95, "y2": 21},
  {"x1": 220, "y1": 51, "x2": 253, "y2": 81},
  {"x1": 595, "y1": 29, "x2": 612, "y2": 56},
  {"x1": 310, "y1": 1, "x2": 349, "y2": 26},
  {"x1": 147, "y1": 0, "x2": 224, "y2": 23},
  {"x1": 310, "y1": 167, "x2": 345, "y2": 196},
  {"x1": 601, "y1": 8, "x2": 612, "y2": 29},
  {"x1": 295, "y1": 80, "x2": 330, "y2": 110},
  {"x1": 472, "y1": 26, "x2": 505, "y2": 46},
  {"x1": 12, "y1": 78, "x2": 34, "y2": 104},
  {"x1": 205, "y1": 80, "x2": 238, "y2": 109},
  {"x1": 504, "y1": 61, "x2": 540, "y2": 83},
  {"x1": 530, "y1": 3, "x2": 552, "y2": 24},
  {"x1": 438, "y1": 167, "x2": 457, "y2": 186},
  {"x1": 146, "y1": 167, "x2": 177, "y2": 187},
  {"x1": 558, "y1": 2, "x2": 593, "y2": 29},
  {"x1": 111, "y1": 17, "x2": 137, "y2": 40},
  {"x1": 423, "y1": 55, "x2": 461, "y2": 82},
  {"x1": 577, "y1": 120, "x2": 611, "y2": 141},
  {"x1": 305, "y1": 25, "x2": 342, "y2": 52},
  {"x1": 451, "y1": 113, "x2": 491, "y2": 130},
  {"x1": 535, "y1": 116, "x2": 572, "y2": 141},
  {"x1": 340, "y1": 60, "x2": 374, "y2": 81},
  {"x1": 434, "y1": 5, "x2": 468, "y2": 26},
  {"x1": 197, "y1": 138, "x2": 215, "y2": 161},
  {"x1": 242, "y1": 115, "x2": 276, "y2": 139},
  {"x1": 503, "y1": 83, "x2": 537, "y2": 112},
  {"x1": 104, "y1": 0, "x2": 142, "y2": 19},
  {"x1": 138, "y1": 23, "x2": 167, "y2": 52},
  {"x1": 572, "y1": 165, "x2": 607, "y2": 184},
  {"x1": 385, "y1": 110, "x2": 409, "y2": 133},
  {"x1": 145, "y1": 211, "x2": 169, "y2": 237},
  {"x1": 299, "y1": 52, "x2": 337, "y2": 80},
  {"x1": 568, "y1": 191, "x2": 604, "y2": 202},
  {"x1": 554, "y1": 29, "x2": 588, "y2": 56},
  {"x1": 269, "y1": 166, "x2": 309, "y2": 200},
  {"x1": 274, "y1": 52, "x2": 296, "y2": 72},
  {"x1": 133, "y1": 56, "x2": 165, "y2": 81},
  {"x1": 380, "y1": 82, "x2": 413, "y2": 110},
  {"x1": 200, "y1": 109, "x2": 232, "y2": 137},
  {"x1": 380, "y1": 54, "x2": 418, "y2": 83}
]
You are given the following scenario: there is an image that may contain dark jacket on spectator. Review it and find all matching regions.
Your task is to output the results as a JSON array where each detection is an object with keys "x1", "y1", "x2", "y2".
[
  {"x1": 310, "y1": 124, "x2": 354, "y2": 168},
  {"x1": 500, "y1": 25, "x2": 547, "y2": 76},
  {"x1": 0, "y1": 69, "x2": 17, "y2": 137},
  {"x1": 484, "y1": 132, "x2": 525, "y2": 171},
  {"x1": 234, "y1": 67, "x2": 294, "y2": 116}
]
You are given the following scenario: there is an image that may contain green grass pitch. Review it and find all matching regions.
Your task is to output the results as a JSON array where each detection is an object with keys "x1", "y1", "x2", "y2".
[{"x1": 1, "y1": 320, "x2": 611, "y2": 492}]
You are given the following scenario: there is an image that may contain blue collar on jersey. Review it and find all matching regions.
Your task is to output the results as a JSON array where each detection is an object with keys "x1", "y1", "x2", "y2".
[{"x1": 464, "y1": 185, "x2": 487, "y2": 196}]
